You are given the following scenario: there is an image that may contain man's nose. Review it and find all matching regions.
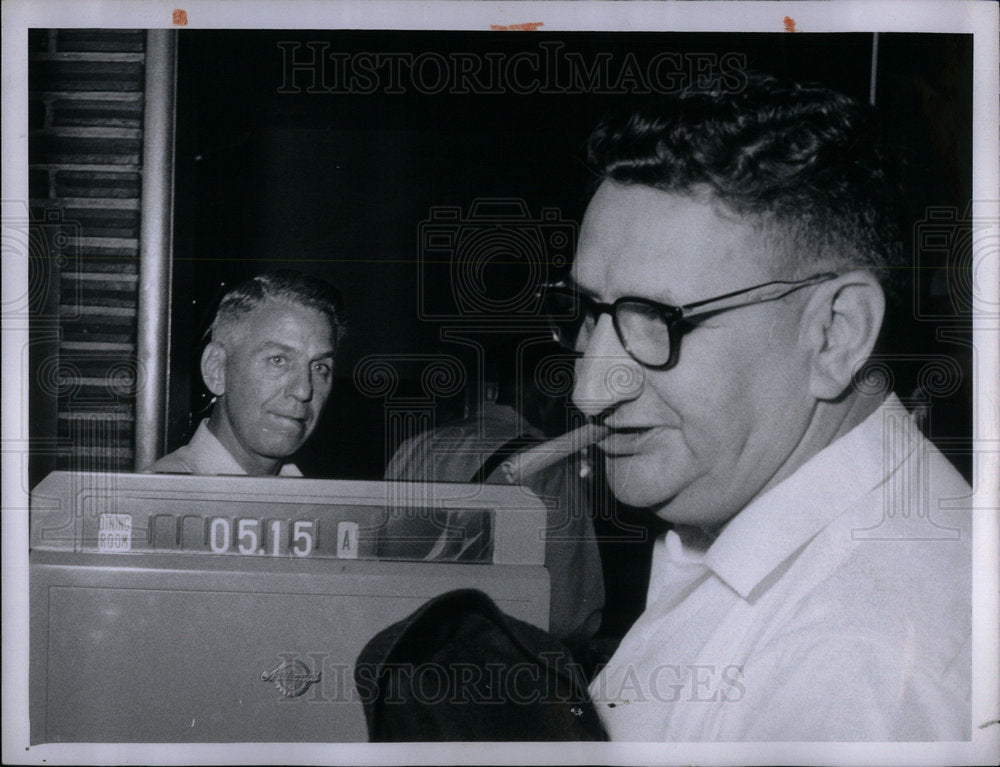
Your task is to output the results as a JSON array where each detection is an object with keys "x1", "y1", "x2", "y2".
[
  {"x1": 572, "y1": 314, "x2": 645, "y2": 418},
  {"x1": 285, "y1": 363, "x2": 314, "y2": 401}
]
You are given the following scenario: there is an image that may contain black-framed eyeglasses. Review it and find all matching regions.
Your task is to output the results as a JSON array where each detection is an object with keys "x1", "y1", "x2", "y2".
[{"x1": 539, "y1": 272, "x2": 839, "y2": 370}]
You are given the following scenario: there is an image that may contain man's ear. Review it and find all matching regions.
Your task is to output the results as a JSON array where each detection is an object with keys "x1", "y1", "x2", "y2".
[
  {"x1": 200, "y1": 342, "x2": 228, "y2": 397},
  {"x1": 801, "y1": 271, "x2": 886, "y2": 400}
]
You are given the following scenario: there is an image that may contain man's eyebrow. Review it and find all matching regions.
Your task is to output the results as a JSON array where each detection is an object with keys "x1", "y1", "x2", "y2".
[
  {"x1": 250, "y1": 341, "x2": 335, "y2": 361},
  {"x1": 253, "y1": 340, "x2": 294, "y2": 354},
  {"x1": 567, "y1": 279, "x2": 680, "y2": 306}
]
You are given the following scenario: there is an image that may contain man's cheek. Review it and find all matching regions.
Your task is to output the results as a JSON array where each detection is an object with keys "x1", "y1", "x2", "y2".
[{"x1": 316, "y1": 384, "x2": 334, "y2": 406}]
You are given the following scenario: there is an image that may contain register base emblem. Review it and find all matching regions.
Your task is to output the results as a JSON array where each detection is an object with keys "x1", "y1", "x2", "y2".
[{"x1": 261, "y1": 659, "x2": 321, "y2": 698}]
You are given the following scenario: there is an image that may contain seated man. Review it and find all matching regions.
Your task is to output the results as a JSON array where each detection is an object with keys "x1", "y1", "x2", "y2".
[
  {"x1": 144, "y1": 270, "x2": 346, "y2": 476},
  {"x1": 542, "y1": 73, "x2": 971, "y2": 739},
  {"x1": 385, "y1": 342, "x2": 605, "y2": 643}
]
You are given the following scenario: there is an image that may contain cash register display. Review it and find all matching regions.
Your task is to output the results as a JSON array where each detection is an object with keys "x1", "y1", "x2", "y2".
[
  {"x1": 31, "y1": 474, "x2": 513, "y2": 564},
  {"x1": 87, "y1": 501, "x2": 494, "y2": 563}
]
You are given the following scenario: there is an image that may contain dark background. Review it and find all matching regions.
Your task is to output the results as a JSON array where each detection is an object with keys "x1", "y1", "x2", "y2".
[
  {"x1": 169, "y1": 31, "x2": 974, "y2": 486},
  {"x1": 73, "y1": 29, "x2": 966, "y2": 642},
  {"x1": 20, "y1": 26, "x2": 978, "y2": 690}
]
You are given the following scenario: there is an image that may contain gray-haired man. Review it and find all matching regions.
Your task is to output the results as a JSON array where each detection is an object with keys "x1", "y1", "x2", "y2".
[{"x1": 144, "y1": 270, "x2": 346, "y2": 476}]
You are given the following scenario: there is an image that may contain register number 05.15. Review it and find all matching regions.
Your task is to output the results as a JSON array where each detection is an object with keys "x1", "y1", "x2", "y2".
[{"x1": 209, "y1": 518, "x2": 317, "y2": 557}]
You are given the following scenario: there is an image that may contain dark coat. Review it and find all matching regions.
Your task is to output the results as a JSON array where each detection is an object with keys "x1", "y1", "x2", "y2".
[{"x1": 354, "y1": 589, "x2": 608, "y2": 741}]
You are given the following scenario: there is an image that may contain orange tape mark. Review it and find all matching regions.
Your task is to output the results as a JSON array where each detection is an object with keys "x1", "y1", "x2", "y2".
[
  {"x1": 783, "y1": 16, "x2": 796, "y2": 33},
  {"x1": 173, "y1": 9, "x2": 188, "y2": 26},
  {"x1": 490, "y1": 22, "x2": 544, "y2": 31}
]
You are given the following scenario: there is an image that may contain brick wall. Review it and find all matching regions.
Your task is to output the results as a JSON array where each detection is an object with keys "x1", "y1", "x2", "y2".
[{"x1": 28, "y1": 30, "x2": 148, "y2": 475}]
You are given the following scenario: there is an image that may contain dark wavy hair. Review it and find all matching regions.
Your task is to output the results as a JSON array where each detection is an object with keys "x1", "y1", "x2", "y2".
[
  {"x1": 586, "y1": 72, "x2": 906, "y2": 299},
  {"x1": 211, "y1": 269, "x2": 347, "y2": 347}
]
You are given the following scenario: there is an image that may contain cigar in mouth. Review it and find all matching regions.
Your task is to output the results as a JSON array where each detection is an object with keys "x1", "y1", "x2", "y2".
[{"x1": 499, "y1": 423, "x2": 610, "y2": 484}]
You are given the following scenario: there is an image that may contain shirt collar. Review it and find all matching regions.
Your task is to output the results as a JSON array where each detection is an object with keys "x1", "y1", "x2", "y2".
[
  {"x1": 188, "y1": 420, "x2": 303, "y2": 477},
  {"x1": 692, "y1": 394, "x2": 914, "y2": 600}
]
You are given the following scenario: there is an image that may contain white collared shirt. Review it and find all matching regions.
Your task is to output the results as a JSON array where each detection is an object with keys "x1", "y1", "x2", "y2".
[
  {"x1": 590, "y1": 395, "x2": 972, "y2": 741},
  {"x1": 141, "y1": 420, "x2": 303, "y2": 477}
]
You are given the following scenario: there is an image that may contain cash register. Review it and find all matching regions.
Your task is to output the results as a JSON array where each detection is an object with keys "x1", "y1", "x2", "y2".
[{"x1": 29, "y1": 471, "x2": 550, "y2": 743}]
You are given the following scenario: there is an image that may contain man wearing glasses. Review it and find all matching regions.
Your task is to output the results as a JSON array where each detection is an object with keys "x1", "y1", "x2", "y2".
[{"x1": 542, "y1": 73, "x2": 971, "y2": 740}]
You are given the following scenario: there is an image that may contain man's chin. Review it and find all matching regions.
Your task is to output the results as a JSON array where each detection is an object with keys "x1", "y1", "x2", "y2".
[
  {"x1": 604, "y1": 458, "x2": 684, "y2": 511},
  {"x1": 254, "y1": 438, "x2": 306, "y2": 461}
]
